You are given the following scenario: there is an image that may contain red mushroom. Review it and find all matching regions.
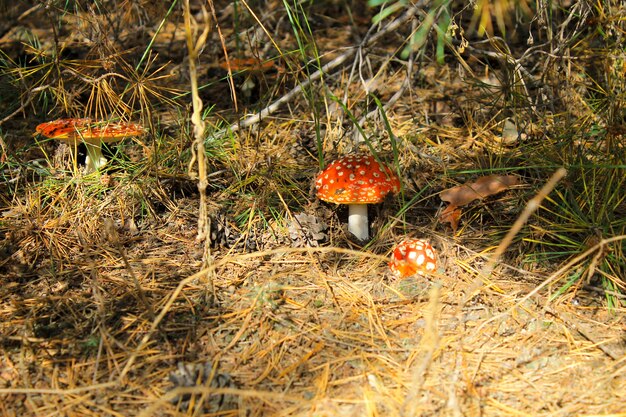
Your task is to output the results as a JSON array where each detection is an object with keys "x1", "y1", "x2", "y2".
[
  {"x1": 389, "y1": 238, "x2": 437, "y2": 278},
  {"x1": 36, "y1": 118, "x2": 145, "y2": 173},
  {"x1": 315, "y1": 154, "x2": 400, "y2": 241}
]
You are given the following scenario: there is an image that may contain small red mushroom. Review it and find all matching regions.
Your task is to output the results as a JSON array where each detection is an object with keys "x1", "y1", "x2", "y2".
[
  {"x1": 36, "y1": 118, "x2": 145, "y2": 173},
  {"x1": 389, "y1": 238, "x2": 437, "y2": 278},
  {"x1": 315, "y1": 154, "x2": 400, "y2": 241}
]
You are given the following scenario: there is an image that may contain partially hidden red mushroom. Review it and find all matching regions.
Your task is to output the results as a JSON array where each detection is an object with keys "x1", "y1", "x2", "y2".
[
  {"x1": 315, "y1": 154, "x2": 400, "y2": 241},
  {"x1": 389, "y1": 238, "x2": 437, "y2": 278},
  {"x1": 36, "y1": 118, "x2": 145, "y2": 173}
]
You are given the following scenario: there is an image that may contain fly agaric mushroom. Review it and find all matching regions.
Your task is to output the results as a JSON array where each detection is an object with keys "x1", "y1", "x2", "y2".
[
  {"x1": 36, "y1": 118, "x2": 145, "y2": 173},
  {"x1": 389, "y1": 238, "x2": 437, "y2": 278},
  {"x1": 315, "y1": 154, "x2": 400, "y2": 241}
]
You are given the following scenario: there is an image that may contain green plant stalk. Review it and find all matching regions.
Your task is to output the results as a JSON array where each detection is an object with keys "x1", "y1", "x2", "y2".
[{"x1": 135, "y1": 0, "x2": 179, "y2": 72}]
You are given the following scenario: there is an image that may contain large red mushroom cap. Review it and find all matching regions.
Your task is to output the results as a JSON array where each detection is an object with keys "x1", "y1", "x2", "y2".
[
  {"x1": 315, "y1": 154, "x2": 400, "y2": 204},
  {"x1": 36, "y1": 118, "x2": 145, "y2": 173},
  {"x1": 314, "y1": 154, "x2": 401, "y2": 241},
  {"x1": 389, "y1": 238, "x2": 437, "y2": 278},
  {"x1": 36, "y1": 118, "x2": 145, "y2": 142}
]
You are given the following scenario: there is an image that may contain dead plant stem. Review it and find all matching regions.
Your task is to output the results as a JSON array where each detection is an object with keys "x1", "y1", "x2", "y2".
[
  {"x1": 402, "y1": 284, "x2": 441, "y2": 417},
  {"x1": 0, "y1": 382, "x2": 118, "y2": 395},
  {"x1": 472, "y1": 234, "x2": 626, "y2": 340},
  {"x1": 183, "y1": 1, "x2": 211, "y2": 257},
  {"x1": 207, "y1": 0, "x2": 238, "y2": 112},
  {"x1": 460, "y1": 167, "x2": 567, "y2": 309}
]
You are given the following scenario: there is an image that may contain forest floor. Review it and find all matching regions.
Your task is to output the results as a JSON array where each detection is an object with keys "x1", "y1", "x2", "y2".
[{"x1": 0, "y1": 1, "x2": 625, "y2": 416}]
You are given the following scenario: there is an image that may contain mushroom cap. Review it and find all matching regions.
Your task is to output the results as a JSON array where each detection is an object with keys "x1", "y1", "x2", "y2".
[
  {"x1": 36, "y1": 118, "x2": 145, "y2": 143},
  {"x1": 315, "y1": 154, "x2": 400, "y2": 204},
  {"x1": 389, "y1": 238, "x2": 437, "y2": 278}
]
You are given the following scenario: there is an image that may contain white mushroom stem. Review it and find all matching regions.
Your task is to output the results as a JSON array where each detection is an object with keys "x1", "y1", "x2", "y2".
[
  {"x1": 348, "y1": 203, "x2": 369, "y2": 241},
  {"x1": 84, "y1": 141, "x2": 107, "y2": 173}
]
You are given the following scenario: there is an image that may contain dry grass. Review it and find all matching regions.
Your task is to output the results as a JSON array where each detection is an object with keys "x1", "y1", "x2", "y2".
[
  {"x1": 1, "y1": 236, "x2": 624, "y2": 416},
  {"x1": 1, "y1": 1, "x2": 625, "y2": 416}
]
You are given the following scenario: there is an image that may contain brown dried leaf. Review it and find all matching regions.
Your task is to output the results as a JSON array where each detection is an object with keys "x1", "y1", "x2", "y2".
[
  {"x1": 218, "y1": 58, "x2": 277, "y2": 73},
  {"x1": 439, "y1": 204, "x2": 461, "y2": 233},
  {"x1": 440, "y1": 175, "x2": 519, "y2": 207}
]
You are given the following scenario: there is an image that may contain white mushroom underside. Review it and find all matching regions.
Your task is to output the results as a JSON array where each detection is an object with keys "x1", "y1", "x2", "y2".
[{"x1": 348, "y1": 203, "x2": 369, "y2": 241}]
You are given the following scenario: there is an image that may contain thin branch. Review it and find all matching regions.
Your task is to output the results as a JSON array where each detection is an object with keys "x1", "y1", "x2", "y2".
[
  {"x1": 224, "y1": 5, "x2": 420, "y2": 134},
  {"x1": 0, "y1": 85, "x2": 50, "y2": 126}
]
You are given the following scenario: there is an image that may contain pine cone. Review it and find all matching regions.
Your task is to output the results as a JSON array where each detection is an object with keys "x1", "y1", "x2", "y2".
[
  {"x1": 167, "y1": 362, "x2": 236, "y2": 413},
  {"x1": 209, "y1": 211, "x2": 233, "y2": 248},
  {"x1": 289, "y1": 129, "x2": 319, "y2": 162},
  {"x1": 209, "y1": 211, "x2": 260, "y2": 252},
  {"x1": 287, "y1": 212, "x2": 328, "y2": 247}
]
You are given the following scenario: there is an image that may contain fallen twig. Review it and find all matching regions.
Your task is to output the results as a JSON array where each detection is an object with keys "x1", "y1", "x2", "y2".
[{"x1": 223, "y1": 5, "x2": 421, "y2": 135}]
